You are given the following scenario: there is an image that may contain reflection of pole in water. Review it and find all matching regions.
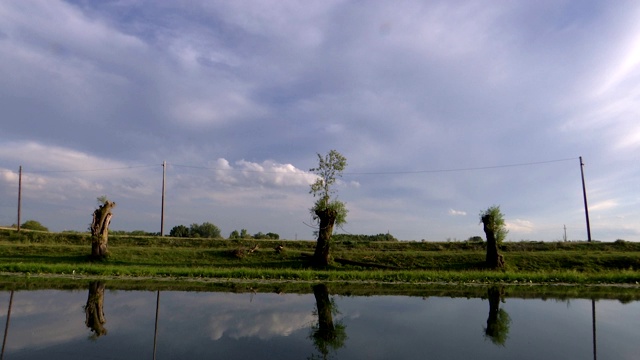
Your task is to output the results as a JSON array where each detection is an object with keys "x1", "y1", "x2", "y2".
[
  {"x1": 1, "y1": 291, "x2": 14, "y2": 360},
  {"x1": 153, "y1": 290, "x2": 160, "y2": 360},
  {"x1": 592, "y1": 299, "x2": 597, "y2": 360}
]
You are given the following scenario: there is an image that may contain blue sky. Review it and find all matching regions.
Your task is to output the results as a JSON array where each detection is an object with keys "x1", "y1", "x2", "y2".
[{"x1": 1, "y1": 0, "x2": 639, "y2": 241}]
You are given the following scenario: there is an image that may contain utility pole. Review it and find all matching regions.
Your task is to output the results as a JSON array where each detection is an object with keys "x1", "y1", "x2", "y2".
[
  {"x1": 592, "y1": 299, "x2": 597, "y2": 360},
  {"x1": 153, "y1": 290, "x2": 160, "y2": 360},
  {"x1": 161, "y1": 161, "x2": 166, "y2": 236},
  {"x1": 17, "y1": 166, "x2": 22, "y2": 232},
  {"x1": 580, "y1": 157, "x2": 592, "y2": 242},
  {"x1": 1, "y1": 291, "x2": 14, "y2": 360}
]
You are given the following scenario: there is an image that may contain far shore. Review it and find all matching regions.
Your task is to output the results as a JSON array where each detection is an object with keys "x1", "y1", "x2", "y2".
[{"x1": 2, "y1": 228, "x2": 640, "y2": 291}]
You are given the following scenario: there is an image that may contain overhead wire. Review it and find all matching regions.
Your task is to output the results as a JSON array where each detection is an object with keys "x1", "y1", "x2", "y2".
[
  {"x1": 342, "y1": 157, "x2": 578, "y2": 175},
  {"x1": 1, "y1": 156, "x2": 578, "y2": 176},
  {"x1": 12, "y1": 164, "x2": 160, "y2": 174},
  {"x1": 169, "y1": 157, "x2": 578, "y2": 175}
]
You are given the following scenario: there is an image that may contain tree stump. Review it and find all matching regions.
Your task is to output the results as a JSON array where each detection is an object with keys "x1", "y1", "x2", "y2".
[
  {"x1": 313, "y1": 208, "x2": 337, "y2": 267},
  {"x1": 483, "y1": 215, "x2": 505, "y2": 269},
  {"x1": 90, "y1": 200, "x2": 115, "y2": 259}
]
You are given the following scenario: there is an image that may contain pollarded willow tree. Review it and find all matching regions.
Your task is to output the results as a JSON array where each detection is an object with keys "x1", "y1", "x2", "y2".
[
  {"x1": 90, "y1": 196, "x2": 116, "y2": 259},
  {"x1": 480, "y1": 205, "x2": 507, "y2": 269},
  {"x1": 309, "y1": 150, "x2": 348, "y2": 267}
]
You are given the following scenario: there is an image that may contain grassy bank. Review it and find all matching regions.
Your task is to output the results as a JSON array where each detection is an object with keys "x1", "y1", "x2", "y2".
[
  {"x1": 3, "y1": 273, "x2": 640, "y2": 302},
  {"x1": 2, "y1": 229, "x2": 640, "y2": 286}
]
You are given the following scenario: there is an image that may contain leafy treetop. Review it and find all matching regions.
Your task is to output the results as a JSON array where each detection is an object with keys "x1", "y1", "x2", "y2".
[
  {"x1": 479, "y1": 205, "x2": 508, "y2": 244},
  {"x1": 310, "y1": 150, "x2": 348, "y2": 225},
  {"x1": 97, "y1": 195, "x2": 109, "y2": 205}
]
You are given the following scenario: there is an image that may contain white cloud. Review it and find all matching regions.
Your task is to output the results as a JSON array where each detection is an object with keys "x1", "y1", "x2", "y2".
[
  {"x1": 0, "y1": 168, "x2": 19, "y2": 183},
  {"x1": 214, "y1": 159, "x2": 317, "y2": 188},
  {"x1": 448, "y1": 209, "x2": 467, "y2": 216},
  {"x1": 210, "y1": 311, "x2": 314, "y2": 340},
  {"x1": 213, "y1": 158, "x2": 237, "y2": 184},
  {"x1": 0, "y1": 141, "x2": 123, "y2": 172},
  {"x1": 596, "y1": 19, "x2": 640, "y2": 96},
  {"x1": 590, "y1": 200, "x2": 618, "y2": 212},
  {"x1": 0, "y1": 142, "x2": 157, "y2": 199},
  {"x1": 169, "y1": 89, "x2": 267, "y2": 127},
  {"x1": 506, "y1": 219, "x2": 534, "y2": 234},
  {"x1": 3, "y1": 290, "x2": 94, "y2": 350}
]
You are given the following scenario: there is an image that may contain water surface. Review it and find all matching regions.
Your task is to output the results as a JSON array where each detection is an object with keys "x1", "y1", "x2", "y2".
[{"x1": 0, "y1": 284, "x2": 638, "y2": 359}]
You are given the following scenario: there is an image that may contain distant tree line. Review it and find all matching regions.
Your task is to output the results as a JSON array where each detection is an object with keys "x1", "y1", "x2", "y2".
[
  {"x1": 169, "y1": 222, "x2": 222, "y2": 238},
  {"x1": 12, "y1": 220, "x2": 49, "y2": 232},
  {"x1": 332, "y1": 233, "x2": 398, "y2": 242},
  {"x1": 111, "y1": 230, "x2": 159, "y2": 236},
  {"x1": 167, "y1": 224, "x2": 279, "y2": 240},
  {"x1": 228, "y1": 229, "x2": 280, "y2": 240},
  {"x1": 10, "y1": 218, "x2": 280, "y2": 241},
  {"x1": 466, "y1": 236, "x2": 484, "y2": 243}
]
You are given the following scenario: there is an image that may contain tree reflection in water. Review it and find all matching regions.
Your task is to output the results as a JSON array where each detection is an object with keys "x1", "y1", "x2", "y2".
[
  {"x1": 309, "y1": 284, "x2": 347, "y2": 360},
  {"x1": 484, "y1": 286, "x2": 511, "y2": 346},
  {"x1": 84, "y1": 281, "x2": 107, "y2": 339}
]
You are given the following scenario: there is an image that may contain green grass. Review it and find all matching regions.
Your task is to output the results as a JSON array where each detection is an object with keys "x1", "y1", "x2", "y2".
[
  {"x1": 2, "y1": 229, "x2": 640, "y2": 286},
  {"x1": 1, "y1": 273, "x2": 639, "y2": 301}
]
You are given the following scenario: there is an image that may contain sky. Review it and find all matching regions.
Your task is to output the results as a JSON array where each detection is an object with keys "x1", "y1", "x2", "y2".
[{"x1": 0, "y1": 0, "x2": 639, "y2": 241}]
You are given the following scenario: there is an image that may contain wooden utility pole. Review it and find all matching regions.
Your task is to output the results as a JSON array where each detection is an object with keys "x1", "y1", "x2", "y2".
[
  {"x1": 161, "y1": 161, "x2": 166, "y2": 236},
  {"x1": 17, "y1": 166, "x2": 22, "y2": 232},
  {"x1": 153, "y1": 290, "x2": 160, "y2": 359},
  {"x1": 592, "y1": 299, "x2": 597, "y2": 360},
  {"x1": 579, "y1": 157, "x2": 592, "y2": 242},
  {"x1": 1, "y1": 291, "x2": 14, "y2": 360}
]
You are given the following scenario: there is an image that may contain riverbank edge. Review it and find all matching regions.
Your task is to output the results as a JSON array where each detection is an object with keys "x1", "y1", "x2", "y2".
[{"x1": 2, "y1": 272, "x2": 640, "y2": 302}]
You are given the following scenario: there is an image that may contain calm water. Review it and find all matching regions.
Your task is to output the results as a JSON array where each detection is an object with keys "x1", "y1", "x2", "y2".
[{"x1": 0, "y1": 284, "x2": 639, "y2": 359}]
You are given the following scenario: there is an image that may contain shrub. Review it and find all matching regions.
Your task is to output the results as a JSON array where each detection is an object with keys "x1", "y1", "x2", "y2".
[{"x1": 20, "y1": 220, "x2": 49, "y2": 232}]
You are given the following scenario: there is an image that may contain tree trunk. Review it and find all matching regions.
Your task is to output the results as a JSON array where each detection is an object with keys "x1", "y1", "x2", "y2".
[
  {"x1": 313, "y1": 284, "x2": 334, "y2": 336},
  {"x1": 486, "y1": 286, "x2": 501, "y2": 332},
  {"x1": 313, "y1": 209, "x2": 336, "y2": 267},
  {"x1": 484, "y1": 286, "x2": 510, "y2": 346},
  {"x1": 312, "y1": 283, "x2": 336, "y2": 359},
  {"x1": 310, "y1": 283, "x2": 347, "y2": 359},
  {"x1": 85, "y1": 281, "x2": 107, "y2": 338},
  {"x1": 90, "y1": 201, "x2": 115, "y2": 259},
  {"x1": 482, "y1": 215, "x2": 505, "y2": 269}
]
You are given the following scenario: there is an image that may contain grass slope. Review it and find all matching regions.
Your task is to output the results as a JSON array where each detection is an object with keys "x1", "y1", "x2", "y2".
[{"x1": 2, "y1": 229, "x2": 640, "y2": 286}]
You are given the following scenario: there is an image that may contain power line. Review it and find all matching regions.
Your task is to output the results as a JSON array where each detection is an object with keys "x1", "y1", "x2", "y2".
[
  {"x1": 3, "y1": 156, "x2": 578, "y2": 176},
  {"x1": 23, "y1": 164, "x2": 159, "y2": 174},
  {"x1": 170, "y1": 157, "x2": 578, "y2": 175},
  {"x1": 170, "y1": 164, "x2": 215, "y2": 170},
  {"x1": 171, "y1": 163, "x2": 312, "y2": 174},
  {"x1": 344, "y1": 157, "x2": 578, "y2": 175}
]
